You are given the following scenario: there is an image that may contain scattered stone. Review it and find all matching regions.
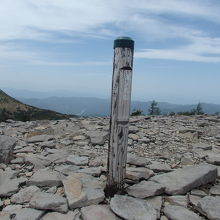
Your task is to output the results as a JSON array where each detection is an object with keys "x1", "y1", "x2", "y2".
[
  {"x1": 151, "y1": 164, "x2": 217, "y2": 195},
  {"x1": 42, "y1": 210, "x2": 81, "y2": 220},
  {"x1": 127, "y1": 181, "x2": 165, "y2": 198},
  {"x1": 86, "y1": 131, "x2": 108, "y2": 145},
  {"x1": 127, "y1": 153, "x2": 150, "y2": 167},
  {"x1": 196, "y1": 196, "x2": 220, "y2": 220},
  {"x1": 189, "y1": 195, "x2": 201, "y2": 207},
  {"x1": 110, "y1": 195, "x2": 157, "y2": 220},
  {"x1": 26, "y1": 135, "x2": 54, "y2": 143},
  {"x1": 126, "y1": 167, "x2": 154, "y2": 181},
  {"x1": 165, "y1": 195, "x2": 188, "y2": 207},
  {"x1": 12, "y1": 208, "x2": 45, "y2": 220},
  {"x1": 66, "y1": 155, "x2": 89, "y2": 166},
  {"x1": 209, "y1": 185, "x2": 220, "y2": 196},
  {"x1": 27, "y1": 169, "x2": 62, "y2": 187},
  {"x1": 81, "y1": 205, "x2": 117, "y2": 220},
  {"x1": 63, "y1": 176, "x2": 87, "y2": 209},
  {"x1": 67, "y1": 173, "x2": 105, "y2": 207},
  {"x1": 190, "y1": 189, "x2": 207, "y2": 197},
  {"x1": 164, "y1": 205, "x2": 201, "y2": 220},
  {"x1": 29, "y1": 192, "x2": 68, "y2": 213},
  {"x1": 147, "y1": 161, "x2": 172, "y2": 173},
  {"x1": 0, "y1": 170, "x2": 26, "y2": 197},
  {"x1": 11, "y1": 185, "x2": 40, "y2": 204},
  {"x1": 77, "y1": 167, "x2": 102, "y2": 177},
  {"x1": 0, "y1": 135, "x2": 17, "y2": 164},
  {"x1": 145, "y1": 196, "x2": 162, "y2": 219},
  {"x1": 193, "y1": 143, "x2": 212, "y2": 151},
  {"x1": 54, "y1": 164, "x2": 80, "y2": 175},
  {"x1": 206, "y1": 155, "x2": 220, "y2": 165}
]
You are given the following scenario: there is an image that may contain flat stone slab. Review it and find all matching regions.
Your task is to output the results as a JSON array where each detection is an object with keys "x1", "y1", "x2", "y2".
[
  {"x1": 63, "y1": 173, "x2": 104, "y2": 208},
  {"x1": 164, "y1": 205, "x2": 201, "y2": 220},
  {"x1": 110, "y1": 195, "x2": 157, "y2": 220},
  {"x1": 196, "y1": 196, "x2": 220, "y2": 220},
  {"x1": 12, "y1": 208, "x2": 45, "y2": 220},
  {"x1": 81, "y1": 205, "x2": 117, "y2": 220},
  {"x1": 147, "y1": 161, "x2": 172, "y2": 173},
  {"x1": 151, "y1": 164, "x2": 217, "y2": 195},
  {"x1": 27, "y1": 169, "x2": 62, "y2": 187},
  {"x1": 126, "y1": 167, "x2": 154, "y2": 181},
  {"x1": 42, "y1": 210, "x2": 81, "y2": 220},
  {"x1": 206, "y1": 155, "x2": 220, "y2": 165},
  {"x1": 0, "y1": 170, "x2": 26, "y2": 197},
  {"x1": 127, "y1": 153, "x2": 150, "y2": 167},
  {"x1": 30, "y1": 192, "x2": 68, "y2": 213},
  {"x1": 26, "y1": 135, "x2": 54, "y2": 143},
  {"x1": 193, "y1": 143, "x2": 212, "y2": 151},
  {"x1": 127, "y1": 181, "x2": 165, "y2": 198},
  {"x1": 0, "y1": 135, "x2": 17, "y2": 164},
  {"x1": 11, "y1": 185, "x2": 40, "y2": 204},
  {"x1": 165, "y1": 195, "x2": 188, "y2": 207},
  {"x1": 66, "y1": 155, "x2": 89, "y2": 166},
  {"x1": 63, "y1": 176, "x2": 87, "y2": 209},
  {"x1": 209, "y1": 185, "x2": 220, "y2": 196}
]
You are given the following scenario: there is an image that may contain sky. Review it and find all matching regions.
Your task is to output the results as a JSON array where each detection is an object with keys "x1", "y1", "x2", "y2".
[{"x1": 0, "y1": 0, "x2": 220, "y2": 104}]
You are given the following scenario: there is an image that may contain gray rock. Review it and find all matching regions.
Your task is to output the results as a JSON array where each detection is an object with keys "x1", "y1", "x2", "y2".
[
  {"x1": 0, "y1": 170, "x2": 26, "y2": 197},
  {"x1": 193, "y1": 143, "x2": 212, "y2": 151},
  {"x1": 25, "y1": 154, "x2": 51, "y2": 170},
  {"x1": 145, "y1": 196, "x2": 162, "y2": 219},
  {"x1": 42, "y1": 210, "x2": 81, "y2": 220},
  {"x1": 63, "y1": 176, "x2": 87, "y2": 209},
  {"x1": 127, "y1": 154, "x2": 150, "y2": 167},
  {"x1": 77, "y1": 167, "x2": 102, "y2": 177},
  {"x1": 30, "y1": 192, "x2": 68, "y2": 213},
  {"x1": 127, "y1": 181, "x2": 165, "y2": 198},
  {"x1": 151, "y1": 164, "x2": 217, "y2": 195},
  {"x1": 11, "y1": 186, "x2": 40, "y2": 204},
  {"x1": 110, "y1": 195, "x2": 157, "y2": 220},
  {"x1": 27, "y1": 169, "x2": 62, "y2": 187},
  {"x1": 12, "y1": 208, "x2": 45, "y2": 220},
  {"x1": 66, "y1": 155, "x2": 89, "y2": 166},
  {"x1": 196, "y1": 196, "x2": 220, "y2": 220},
  {"x1": 164, "y1": 205, "x2": 201, "y2": 220},
  {"x1": 165, "y1": 195, "x2": 188, "y2": 207},
  {"x1": 86, "y1": 131, "x2": 108, "y2": 145},
  {"x1": 206, "y1": 155, "x2": 220, "y2": 165},
  {"x1": 190, "y1": 189, "x2": 207, "y2": 197},
  {"x1": 0, "y1": 135, "x2": 17, "y2": 164},
  {"x1": 26, "y1": 135, "x2": 54, "y2": 143},
  {"x1": 189, "y1": 195, "x2": 201, "y2": 207},
  {"x1": 81, "y1": 205, "x2": 117, "y2": 220},
  {"x1": 209, "y1": 185, "x2": 220, "y2": 196},
  {"x1": 54, "y1": 164, "x2": 80, "y2": 175},
  {"x1": 63, "y1": 173, "x2": 104, "y2": 209},
  {"x1": 126, "y1": 167, "x2": 154, "y2": 181},
  {"x1": 147, "y1": 161, "x2": 172, "y2": 173}
]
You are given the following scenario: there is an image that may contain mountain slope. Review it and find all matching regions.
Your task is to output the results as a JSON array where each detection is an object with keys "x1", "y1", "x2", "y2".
[{"x1": 0, "y1": 89, "x2": 72, "y2": 122}]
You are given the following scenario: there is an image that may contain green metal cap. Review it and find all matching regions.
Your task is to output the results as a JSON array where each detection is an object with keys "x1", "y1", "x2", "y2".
[{"x1": 114, "y1": 36, "x2": 134, "y2": 50}]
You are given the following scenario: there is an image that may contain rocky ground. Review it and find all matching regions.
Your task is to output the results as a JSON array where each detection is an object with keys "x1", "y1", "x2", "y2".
[{"x1": 0, "y1": 115, "x2": 220, "y2": 220}]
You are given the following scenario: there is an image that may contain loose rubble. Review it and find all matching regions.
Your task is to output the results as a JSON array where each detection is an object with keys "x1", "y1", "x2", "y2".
[{"x1": 0, "y1": 115, "x2": 220, "y2": 219}]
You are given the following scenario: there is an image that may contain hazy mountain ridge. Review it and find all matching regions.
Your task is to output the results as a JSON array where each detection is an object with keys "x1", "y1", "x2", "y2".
[{"x1": 19, "y1": 96, "x2": 220, "y2": 116}]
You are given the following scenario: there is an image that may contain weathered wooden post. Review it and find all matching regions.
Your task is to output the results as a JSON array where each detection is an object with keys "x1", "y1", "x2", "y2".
[{"x1": 105, "y1": 37, "x2": 134, "y2": 197}]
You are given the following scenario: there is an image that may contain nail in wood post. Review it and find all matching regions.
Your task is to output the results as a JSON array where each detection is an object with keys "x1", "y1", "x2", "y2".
[{"x1": 105, "y1": 37, "x2": 134, "y2": 197}]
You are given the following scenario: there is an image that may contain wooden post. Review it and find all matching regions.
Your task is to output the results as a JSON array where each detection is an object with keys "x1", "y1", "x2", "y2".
[{"x1": 105, "y1": 37, "x2": 134, "y2": 197}]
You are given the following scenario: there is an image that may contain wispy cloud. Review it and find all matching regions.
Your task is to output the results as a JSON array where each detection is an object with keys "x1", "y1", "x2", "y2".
[
  {"x1": 0, "y1": 0, "x2": 220, "y2": 63},
  {"x1": 135, "y1": 36, "x2": 220, "y2": 63}
]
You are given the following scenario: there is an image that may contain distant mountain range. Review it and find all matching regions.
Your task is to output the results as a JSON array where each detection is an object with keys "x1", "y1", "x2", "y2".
[
  {"x1": 18, "y1": 96, "x2": 220, "y2": 116},
  {"x1": 0, "y1": 90, "x2": 72, "y2": 122}
]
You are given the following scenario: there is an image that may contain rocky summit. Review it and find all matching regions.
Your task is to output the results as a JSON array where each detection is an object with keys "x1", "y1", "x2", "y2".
[{"x1": 0, "y1": 115, "x2": 220, "y2": 220}]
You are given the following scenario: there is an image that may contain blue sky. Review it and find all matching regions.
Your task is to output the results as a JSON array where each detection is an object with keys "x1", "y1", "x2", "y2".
[{"x1": 0, "y1": 0, "x2": 220, "y2": 104}]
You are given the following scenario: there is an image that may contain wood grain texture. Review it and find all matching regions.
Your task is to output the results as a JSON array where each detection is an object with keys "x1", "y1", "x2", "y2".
[{"x1": 106, "y1": 47, "x2": 134, "y2": 196}]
